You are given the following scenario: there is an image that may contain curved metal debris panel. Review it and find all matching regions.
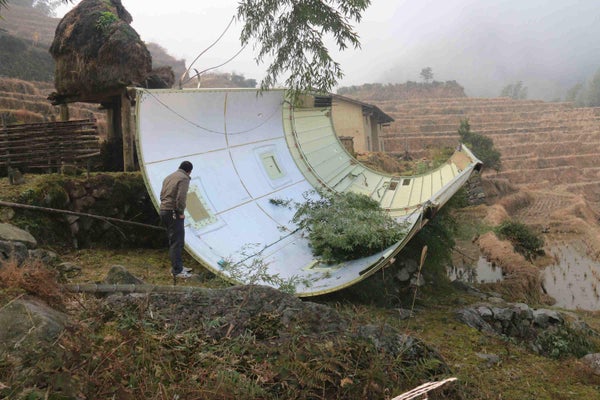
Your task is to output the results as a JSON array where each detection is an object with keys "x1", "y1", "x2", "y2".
[{"x1": 134, "y1": 88, "x2": 482, "y2": 296}]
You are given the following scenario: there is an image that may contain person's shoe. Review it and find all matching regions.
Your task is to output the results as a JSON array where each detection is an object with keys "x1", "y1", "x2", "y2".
[
  {"x1": 173, "y1": 270, "x2": 192, "y2": 279},
  {"x1": 182, "y1": 266, "x2": 192, "y2": 273}
]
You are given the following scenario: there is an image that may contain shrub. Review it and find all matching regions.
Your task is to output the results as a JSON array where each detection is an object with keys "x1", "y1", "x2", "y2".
[
  {"x1": 290, "y1": 191, "x2": 408, "y2": 263},
  {"x1": 458, "y1": 119, "x2": 501, "y2": 171},
  {"x1": 496, "y1": 220, "x2": 544, "y2": 260}
]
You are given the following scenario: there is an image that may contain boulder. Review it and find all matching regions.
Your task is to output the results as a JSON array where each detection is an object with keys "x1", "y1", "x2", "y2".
[
  {"x1": 0, "y1": 223, "x2": 37, "y2": 248},
  {"x1": 0, "y1": 298, "x2": 68, "y2": 353},
  {"x1": 455, "y1": 307, "x2": 496, "y2": 335},
  {"x1": 532, "y1": 309, "x2": 563, "y2": 328},
  {"x1": 0, "y1": 240, "x2": 28, "y2": 265},
  {"x1": 581, "y1": 353, "x2": 600, "y2": 375},
  {"x1": 103, "y1": 265, "x2": 144, "y2": 285}
]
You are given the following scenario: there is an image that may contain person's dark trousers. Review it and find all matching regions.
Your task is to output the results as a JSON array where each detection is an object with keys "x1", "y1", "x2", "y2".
[{"x1": 160, "y1": 210, "x2": 185, "y2": 275}]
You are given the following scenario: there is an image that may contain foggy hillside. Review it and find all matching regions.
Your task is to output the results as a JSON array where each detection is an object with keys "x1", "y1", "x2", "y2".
[{"x1": 343, "y1": 0, "x2": 600, "y2": 101}]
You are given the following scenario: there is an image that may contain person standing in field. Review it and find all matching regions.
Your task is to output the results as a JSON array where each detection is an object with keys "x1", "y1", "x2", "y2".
[{"x1": 159, "y1": 161, "x2": 194, "y2": 279}]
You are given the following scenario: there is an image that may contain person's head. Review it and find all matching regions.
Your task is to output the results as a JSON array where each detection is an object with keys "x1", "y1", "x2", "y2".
[{"x1": 179, "y1": 161, "x2": 193, "y2": 174}]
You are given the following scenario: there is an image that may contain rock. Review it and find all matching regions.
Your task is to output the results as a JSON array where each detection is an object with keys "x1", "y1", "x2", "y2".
[
  {"x1": 91, "y1": 187, "x2": 110, "y2": 199},
  {"x1": 73, "y1": 195, "x2": 96, "y2": 212},
  {"x1": 0, "y1": 207, "x2": 15, "y2": 222},
  {"x1": 476, "y1": 352, "x2": 500, "y2": 367},
  {"x1": 410, "y1": 274, "x2": 426, "y2": 287},
  {"x1": 28, "y1": 248, "x2": 59, "y2": 265},
  {"x1": 532, "y1": 309, "x2": 563, "y2": 328},
  {"x1": 64, "y1": 181, "x2": 87, "y2": 199},
  {"x1": 0, "y1": 240, "x2": 28, "y2": 265},
  {"x1": 399, "y1": 259, "x2": 419, "y2": 274},
  {"x1": 491, "y1": 307, "x2": 514, "y2": 322},
  {"x1": 581, "y1": 354, "x2": 600, "y2": 375},
  {"x1": 456, "y1": 308, "x2": 496, "y2": 335},
  {"x1": 0, "y1": 223, "x2": 37, "y2": 248},
  {"x1": 57, "y1": 262, "x2": 82, "y2": 278},
  {"x1": 396, "y1": 308, "x2": 413, "y2": 320},
  {"x1": 513, "y1": 303, "x2": 533, "y2": 321},
  {"x1": 0, "y1": 298, "x2": 68, "y2": 353},
  {"x1": 476, "y1": 306, "x2": 493, "y2": 319},
  {"x1": 396, "y1": 268, "x2": 411, "y2": 281},
  {"x1": 103, "y1": 265, "x2": 144, "y2": 285}
]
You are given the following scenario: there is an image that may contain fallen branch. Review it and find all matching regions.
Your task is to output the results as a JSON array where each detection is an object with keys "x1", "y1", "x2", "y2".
[{"x1": 0, "y1": 200, "x2": 165, "y2": 231}]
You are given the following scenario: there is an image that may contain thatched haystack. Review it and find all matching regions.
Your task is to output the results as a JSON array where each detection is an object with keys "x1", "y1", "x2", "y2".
[{"x1": 49, "y1": 0, "x2": 152, "y2": 104}]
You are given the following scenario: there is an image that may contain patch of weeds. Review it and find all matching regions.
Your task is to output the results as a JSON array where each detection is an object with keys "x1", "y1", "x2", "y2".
[
  {"x1": 496, "y1": 220, "x2": 544, "y2": 260},
  {"x1": 95, "y1": 11, "x2": 118, "y2": 36},
  {"x1": 219, "y1": 245, "x2": 300, "y2": 294},
  {"x1": 430, "y1": 146, "x2": 455, "y2": 169},
  {"x1": 247, "y1": 311, "x2": 283, "y2": 340},
  {"x1": 535, "y1": 326, "x2": 597, "y2": 359}
]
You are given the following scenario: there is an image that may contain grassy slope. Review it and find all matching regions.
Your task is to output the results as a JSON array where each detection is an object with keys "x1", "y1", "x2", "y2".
[
  {"x1": 411, "y1": 292, "x2": 600, "y2": 399},
  {"x1": 2, "y1": 178, "x2": 600, "y2": 398}
]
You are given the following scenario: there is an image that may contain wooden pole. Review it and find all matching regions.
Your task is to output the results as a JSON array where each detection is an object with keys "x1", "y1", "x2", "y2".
[
  {"x1": 63, "y1": 283, "x2": 210, "y2": 295},
  {"x1": 106, "y1": 107, "x2": 115, "y2": 142},
  {"x1": 59, "y1": 104, "x2": 69, "y2": 122},
  {"x1": 121, "y1": 91, "x2": 135, "y2": 171},
  {"x1": 1, "y1": 114, "x2": 9, "y2": 169}
]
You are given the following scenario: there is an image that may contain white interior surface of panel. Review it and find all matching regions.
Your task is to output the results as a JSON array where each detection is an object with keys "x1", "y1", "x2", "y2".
[{"x1": 135, "y1": 88, "x2": 482, "y2": 296}]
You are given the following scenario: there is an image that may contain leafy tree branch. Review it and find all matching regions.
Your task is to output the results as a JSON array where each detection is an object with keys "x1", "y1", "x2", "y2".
[{"x1": 238, "y1": 0, "x2": 370, "y2": 98}]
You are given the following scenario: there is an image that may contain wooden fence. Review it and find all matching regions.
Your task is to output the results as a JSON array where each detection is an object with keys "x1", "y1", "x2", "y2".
[{"x1": 0, "y1": 118, "x2": 100, "y2": 171}]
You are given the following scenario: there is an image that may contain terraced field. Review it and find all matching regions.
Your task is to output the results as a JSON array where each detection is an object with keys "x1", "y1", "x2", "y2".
[
  {"x1": 0, "y1": 4, "x2": 58, "y2": 47},
  {"x1": 378, "y1": 97, "x2": 600, "y2": 216},
  {"x1": 0, "y1": 78, "x2": 107, "y2": 135}
]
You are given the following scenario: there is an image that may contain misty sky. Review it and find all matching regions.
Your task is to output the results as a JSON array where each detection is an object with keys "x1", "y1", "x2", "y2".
[{"x1": 56, "y1": 0, "x2": 600, "y2": 100}]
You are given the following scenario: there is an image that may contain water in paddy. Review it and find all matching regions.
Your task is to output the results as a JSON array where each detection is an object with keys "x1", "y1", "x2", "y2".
[
  {"x1": 448, "y1": 256, "x2": 504, "y2": 284},
  {"x1": 542, "y1": 243, "x2": 600, "y2": 311}
]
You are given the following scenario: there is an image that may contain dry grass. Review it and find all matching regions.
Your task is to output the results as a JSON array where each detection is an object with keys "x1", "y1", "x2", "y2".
[
  {"x1": 497, "y1": 191, "x2": 533, "y2": 215},
  {"x1": 477, "y1": 231, "x2": 550, "y2": 304},
  {"x1": 0, "y1": 257, "x2": 65, "y2": 308},
  {"x1": 0, "y1": 78, "x2": 41, "y2": 95}
]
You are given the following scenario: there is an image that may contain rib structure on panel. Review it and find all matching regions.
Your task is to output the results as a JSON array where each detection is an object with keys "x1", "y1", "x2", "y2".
[{"x1": 134, "y1": 88, "x2": 482, "y2": 296}]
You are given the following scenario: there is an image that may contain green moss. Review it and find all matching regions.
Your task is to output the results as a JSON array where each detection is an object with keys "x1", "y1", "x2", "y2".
[
  {"x1": 5, "y1": 173, "x2": 163, "y2": 248},
  {"x1": 17, "y1": 175, "x2": 69, "y2": 209}
]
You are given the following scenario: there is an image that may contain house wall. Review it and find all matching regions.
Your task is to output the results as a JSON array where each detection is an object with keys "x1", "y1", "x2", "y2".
[
  {"x1": 331, "y1": 100, "x2": 368, "y2": 152},
  {"x1": 370, "y1": 118, "x2": 381, "y2": 152}
]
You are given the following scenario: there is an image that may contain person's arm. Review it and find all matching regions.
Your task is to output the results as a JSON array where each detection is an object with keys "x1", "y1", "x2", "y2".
[{"x1": 175, "y1": 178, "x2": 190, "y2": 216}]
